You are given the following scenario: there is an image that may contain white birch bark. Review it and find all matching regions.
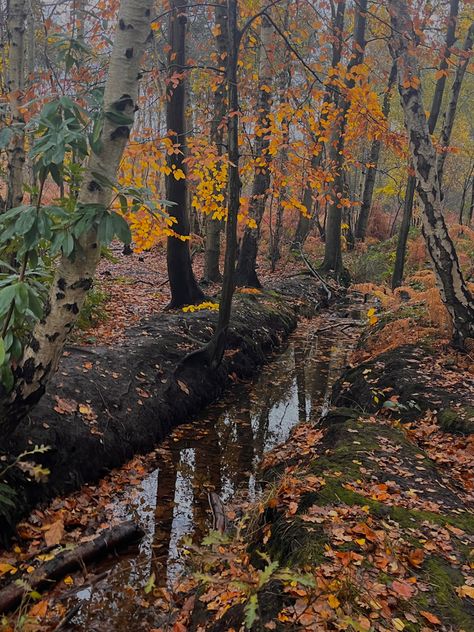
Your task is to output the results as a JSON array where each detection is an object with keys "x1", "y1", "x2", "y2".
[
  {"x1": 13, "y1": 0, "x2": 153, "y2": 406},
  {"x1": 5, "y1": 0, "x2": 27, "y2": 212},
  {"x1": 388, "y1": 0, "x2": 474, "y2": 349}
]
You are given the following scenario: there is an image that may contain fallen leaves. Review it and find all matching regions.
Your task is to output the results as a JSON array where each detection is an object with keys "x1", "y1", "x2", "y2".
[{"x1": 44, "y1": 519, "x2": 65, "y2": 547}]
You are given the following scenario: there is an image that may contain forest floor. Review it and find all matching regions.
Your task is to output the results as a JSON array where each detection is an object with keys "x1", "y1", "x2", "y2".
[{"x1": 1, "y1": 242, "x2": 474, "y2": 631}]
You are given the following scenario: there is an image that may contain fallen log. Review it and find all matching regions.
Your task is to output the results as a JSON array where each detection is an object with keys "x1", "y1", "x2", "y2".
[
  {"x1": 0, "y1": 276, "x2": 327, "y2": 542},
  {"x1": 0, "y1": 520, "x2": 144, "y2": 614}
]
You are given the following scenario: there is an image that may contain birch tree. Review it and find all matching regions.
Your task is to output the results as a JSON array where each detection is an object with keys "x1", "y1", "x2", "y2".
[
  {"x1": 6, "y1": 0, "x2": 153, "y2": 422},
  {"x1": 4, "y1": 0, "x2": 27, "y2": 213},
  {"x1": 388, "y1": 0, "x2": 474, "y2": 349}
]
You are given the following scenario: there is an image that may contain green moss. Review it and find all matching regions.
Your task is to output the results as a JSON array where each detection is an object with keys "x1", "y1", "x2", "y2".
[
  {"x1": 266, "y1": 515, "x2": 327, "y2": 566},
  {"x1": 419, "y1": 557, "x2": 474, "y2": 630},
  {"x1": 438, "y1": 406, "x2": 474, "y2": 435}
]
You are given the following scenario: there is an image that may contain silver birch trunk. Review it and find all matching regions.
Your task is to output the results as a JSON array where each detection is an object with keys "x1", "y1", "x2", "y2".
[
  {"x1": 5, "y1": 0, "x2": 27, "y2": 213},
  {"x1": 12, "y1": 0, "x2": 153, "y2": 408},
  {"x1": 388, "y1": 0, "x2": 474, "y2": 349}
]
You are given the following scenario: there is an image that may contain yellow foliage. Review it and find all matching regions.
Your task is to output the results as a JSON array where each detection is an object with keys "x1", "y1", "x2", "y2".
[{"x1": 182, "y1": 301, "x2": 219, "y2": 313}]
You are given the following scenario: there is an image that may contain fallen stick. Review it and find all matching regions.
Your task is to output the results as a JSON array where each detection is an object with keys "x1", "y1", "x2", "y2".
[{"x1": 0, "y1": 521, "x2": 144, "y2": 614}]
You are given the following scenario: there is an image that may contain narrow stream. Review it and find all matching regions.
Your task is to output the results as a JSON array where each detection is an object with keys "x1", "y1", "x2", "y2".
[{"x1": 63, "y1": 299, "x2": 362, "y2": 631}]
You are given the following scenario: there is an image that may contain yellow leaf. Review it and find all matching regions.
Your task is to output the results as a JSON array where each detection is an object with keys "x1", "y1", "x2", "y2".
[
  {"x1": 392, "y1": 618, "x2": 405, "y2": 630},
  {"x1": 64, "y1": 576, "x2": 74, "y2": 585},
  {"x1": 367, "y1": 307, "x2": 376, "y2": 317},
  {"x1": 327, "y1": 594, "x2": 340, "y2": 609},
  {"x1": 457, "y1": 585, "x2": 474, "y2": 599},
  {"x1": 0, "y1": 563, "x2": 17, "y2": 576},
  {"x1": 173, "y1": 168, "x2": 186, "y2": 180}
]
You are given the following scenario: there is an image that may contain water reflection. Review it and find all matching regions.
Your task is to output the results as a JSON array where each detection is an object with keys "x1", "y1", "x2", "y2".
[{"x1": 66, "y1": 305, "x2": 361, "y2": 629}]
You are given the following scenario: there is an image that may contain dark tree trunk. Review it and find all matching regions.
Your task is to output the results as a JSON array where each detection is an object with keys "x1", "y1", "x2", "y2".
[
  {"x1": 459, "y1": 165, "x2": 474, "y2": 225},
  {"x1": 355, "y1": 62, "x2": 397, "y2": 241},
  {"x1": 322, "y1": 0, "x2": 367, "y2": 275},
  {"x1": 390, "y1": 0, "x2": 460, "y2": 288},
  {"x1": 427, "y1": 0, "x2": 460, "y2": 135},
  {"x1": 437, "y1": 20, "x2": 474, "y2": 186},
  {"x1": 166, "y1": 0, "x2": 204, "y2": 308},
  {"x1": 235, "y1": 15, "x2": 273, "y2": 288},
  {"x1": 204, "y1": 0, "x2": 228, "y2": 282},
  {"x1": 391, "y1": 174, "x2": 416, "y2": 289},
  {"x1": 269, "y1": 7, "x2": 290, "y2": 270},
  {"x1": 209, "y1": 0, "x2": 240, "y2": 367},
  {"x1": 469, "y1": 177, "x2": 474, "y2": 226},
  {"x1": 389, "y1": 0, "x2": 474, "y2": 349},
  {"x1": 291, "y1": 0, "x2": 347, "y2": 251}
]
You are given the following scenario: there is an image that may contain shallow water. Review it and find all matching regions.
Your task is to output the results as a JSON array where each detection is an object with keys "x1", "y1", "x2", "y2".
[{"x1": 64, "y1": 301, "x2": 362, "y2": 630}]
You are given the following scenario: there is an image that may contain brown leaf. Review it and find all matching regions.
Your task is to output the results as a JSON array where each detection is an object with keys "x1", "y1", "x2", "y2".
[
  {"x1": 44, "y1": 519, "x2": 64, "y2": 547},
  {"x1": 53, "y1": 396, "x2": 78, "y2": 415},
  {"x1": 391, "y1": 580, "x2": 415, "y2": 599}
]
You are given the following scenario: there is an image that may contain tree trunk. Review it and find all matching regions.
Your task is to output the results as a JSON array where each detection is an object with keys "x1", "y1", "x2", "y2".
[
  {"x1": 469, "y1": 177, "x2": 474, "y2": 226},
  {"x1": 355, "y1": 62, "x2": 396, "y2": 241},
  {"x1": 209, "y1": 0, "x2": 240, "y2": 367},
  {"x1": 390, "y1": 0, "x2": 460, "y2": 288},
  {"x1": 427, "y1": 0, "x2": 459, "y2": 134},
  {"x1": 437, "y1": 20, "x2": 474, "y2": 186},
  {"x1": 391, "y1": 173, "x2": 416, "y2": 289},
  {"x1": 165, "y1": 0, "x2": 204, "y2": 308},
  {"x1": 4, "y1": 0, "x2": 27, "y2": 214},
  {"x1": 203, "y1": 0, "x2": 227, "y2": 283},
  {"x1": 269, "y1": 5, "x2": 290, "y2": 270},
  {"x1": 322, "y1": 0, "x2": 367, "y2": 275},
  {"x1": 292, "y1": 0, "x2": 346, "y2": 251},
  {"x1": 459, "y1": 164, "x2": 474, "y2": 225},
  {"x1": 388, "y1": 0, "x2": 474, "y2": 349},
  {"x1": 8, "y1": 0, "x2": 153, "y2": 424},
  {"x1": 234, "y1": 15, "x2": 273, "y2": 288}
]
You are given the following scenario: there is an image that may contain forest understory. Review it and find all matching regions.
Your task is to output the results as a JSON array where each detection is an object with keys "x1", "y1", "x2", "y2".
[
  {"x1": 0, "y1": 236, "x2": 472, "y2": 632},
  {"x1": 1, "y1": 0, "x2": 474, "y2": 629}
]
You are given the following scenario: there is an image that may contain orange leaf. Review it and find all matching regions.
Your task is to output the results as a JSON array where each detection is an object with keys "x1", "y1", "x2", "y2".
[{"x1": 420, "y1": 610, "x2": 441, "y2": 625}]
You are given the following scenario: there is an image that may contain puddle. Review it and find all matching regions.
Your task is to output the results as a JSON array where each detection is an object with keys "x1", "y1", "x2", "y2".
[{"x1": 62, "y1": 300, "x2": 363, "y2": 630}]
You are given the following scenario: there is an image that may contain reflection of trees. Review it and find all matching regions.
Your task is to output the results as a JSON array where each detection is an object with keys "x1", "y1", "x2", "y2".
[
  {"x1": 193, "y1": 420, "x2": 222, "y2": 544},
  {"x1": 234, "y1": 404, "x2": 255, "y2": 489},
  {"x1": 294, "y1": 341, "x2": 308, "y2": 423},
  {"x1": 306, "y1": 334, "x2": 333, "y2": 422},
  {"x1": 152, "y1": 447, "x2": 179, "y2": 587}
]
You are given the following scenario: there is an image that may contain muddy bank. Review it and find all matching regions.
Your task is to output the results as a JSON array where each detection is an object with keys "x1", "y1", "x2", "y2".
[
  {"x1": 0, "y1": 276, "x2": 327, "y2": 540},
  {"x1": 331, "y1": 344, "x2": 474, "y2": 431},
  {"x1": 175, "y1": 346, "x2": 474, "y2": 631}
]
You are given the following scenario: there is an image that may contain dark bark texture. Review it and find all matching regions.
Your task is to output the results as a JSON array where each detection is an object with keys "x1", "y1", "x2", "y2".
[
  {"x1": 234, "y1": 16, "x2": 273, "y2": 288},
  {"x1": 166, "y1": 0, "x2": 204, "y2": 307}
]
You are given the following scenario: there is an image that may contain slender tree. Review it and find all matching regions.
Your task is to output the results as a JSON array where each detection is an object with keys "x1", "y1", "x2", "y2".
[
  {"x1": 388, "y1": 0, "x2": 474, "y2": 349},
  {"x1": 291, "y1": 0, "x2": 346, "y2": 250},
  {"x1": 203, "y1": 0, "x2": 228, "y2": 283},
  {"x1": 437, "y1": 21, "x2": 474, "y2": 186},
  {"x1": 4, "y1": 0, "x2": 27, "y2": 214},
  {"x1": 7, "y1": 0, "x2": 154, "y2": 422},
  {"x1": 234, "y1": 14, "x2": 274, "y2": 288},
  {"x1": 165, "y1": 0, "x2": 205, "y2": 307},
  {"x1": 354, "y1": 62, "x2": 396, "y2": 241},
  {"x1": 391, "y1": 0, "x2": 459, "y2": 288},
  {"x1": 321, "y1": 0, "x2": 366, "y2": 275},
  {"x1": 209, "y1": 0, "x2": 240, "y2": 367}
]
